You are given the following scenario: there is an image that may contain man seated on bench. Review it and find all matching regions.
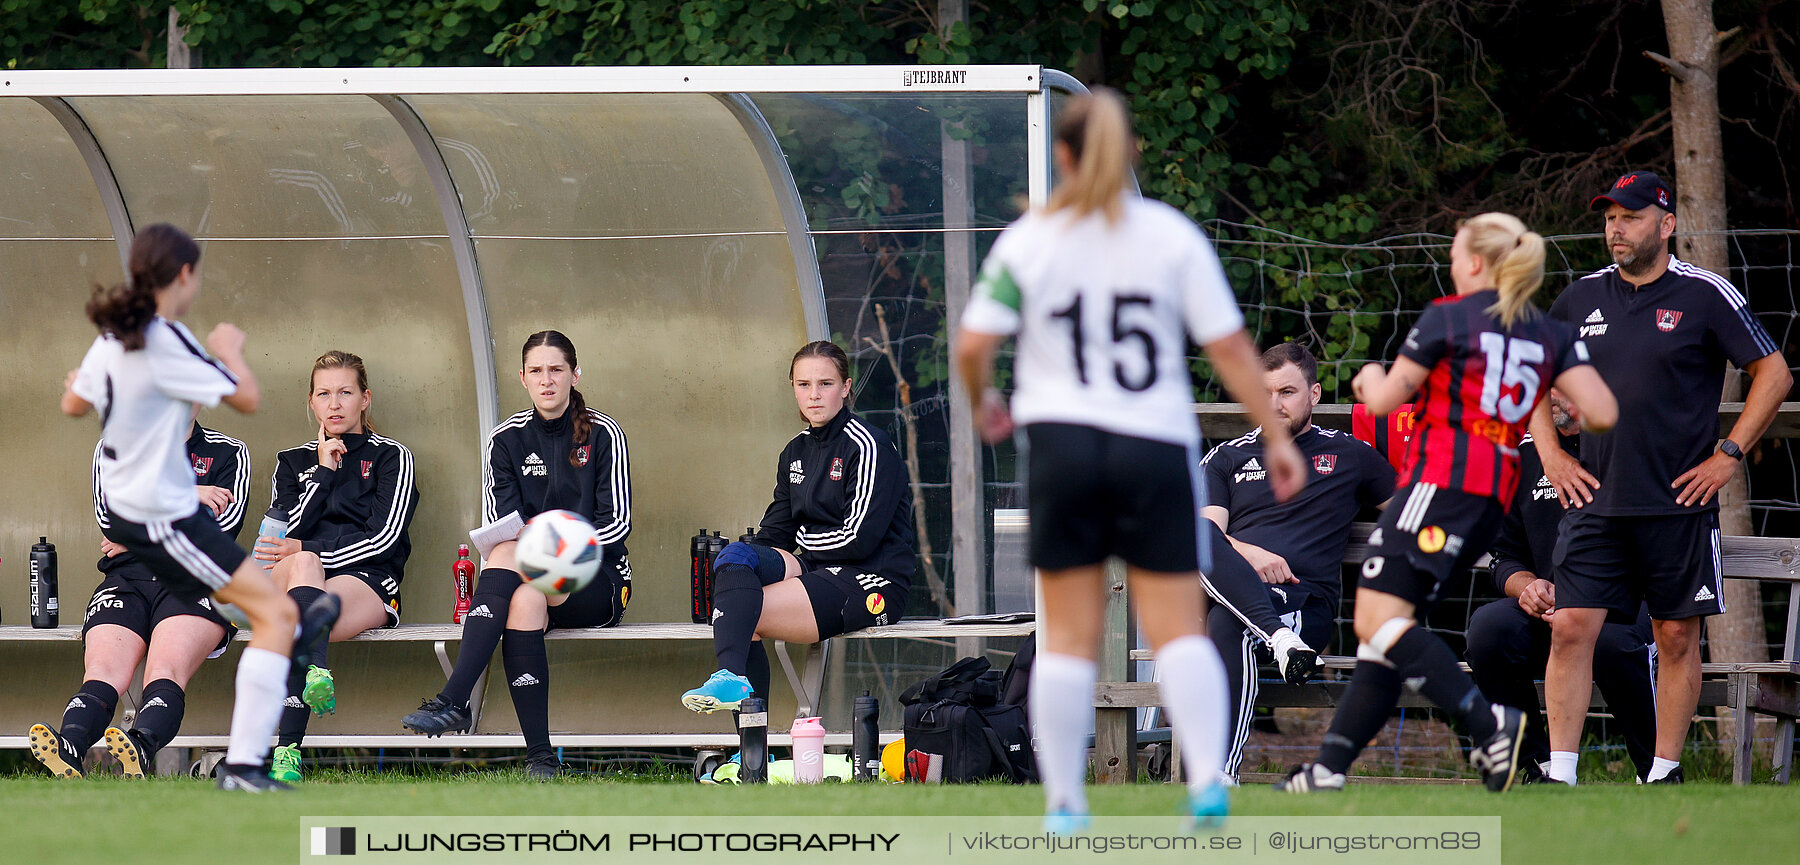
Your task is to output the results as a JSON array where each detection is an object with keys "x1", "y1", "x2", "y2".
[
  {"x1": 1465, "y1": 389, "x2": 1655, "y2": 783},
  {"x1": 1200, "y1": 342, "x2": 1396, "y2": 783}
]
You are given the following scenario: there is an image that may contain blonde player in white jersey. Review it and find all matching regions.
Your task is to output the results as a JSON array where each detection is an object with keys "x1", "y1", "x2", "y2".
[
  {"x1": 955, "y1": 89, "x2": 1306, "y2": 833},
  {"x1": 60, "y1": 223, "x2": 340, "y2": 792}
]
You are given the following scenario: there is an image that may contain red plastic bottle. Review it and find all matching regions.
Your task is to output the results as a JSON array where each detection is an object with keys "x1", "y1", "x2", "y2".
[{"x1": 453, "y1": 544, "x2": 475, "y2": 624}]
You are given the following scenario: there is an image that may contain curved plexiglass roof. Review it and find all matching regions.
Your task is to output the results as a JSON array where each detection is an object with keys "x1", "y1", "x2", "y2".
[{"x1": 0, "y1": 67, "x2": 1061, "y2": 637}]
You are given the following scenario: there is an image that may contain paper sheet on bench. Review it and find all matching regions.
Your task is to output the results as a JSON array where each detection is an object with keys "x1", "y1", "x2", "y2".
[{"x1": 470, "y1": 511, "x2": 524, "y2": 559}]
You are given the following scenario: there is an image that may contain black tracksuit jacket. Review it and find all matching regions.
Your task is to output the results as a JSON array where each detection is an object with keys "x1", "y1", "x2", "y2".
[
  {"x1": 271, "y1": 431, "x2": 419, "y2": 577},
  {"x1": 484, "y1": 407, "x2": 631, "y2": 563},
  {"x1": 753, "y1": 407, "x2": 916, "y2": 585}
]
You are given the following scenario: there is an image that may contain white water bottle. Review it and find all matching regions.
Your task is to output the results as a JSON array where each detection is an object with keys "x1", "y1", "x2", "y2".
[
  {"x1": 791, "y1": 716, "x2": 826, "y2": 784},
  {"x1": 256, "y1": 507, "x2": 288, "y2": 571}
]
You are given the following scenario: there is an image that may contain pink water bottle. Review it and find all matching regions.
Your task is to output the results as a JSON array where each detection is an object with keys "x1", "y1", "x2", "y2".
[{"x1": 790, "y1": 716, "x2": 826, "y2": 784}]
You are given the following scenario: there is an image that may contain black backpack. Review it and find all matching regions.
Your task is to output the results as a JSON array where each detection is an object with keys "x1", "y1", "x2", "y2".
[{"x1": 900, "y1": 654, "x2": 1037, "y2": 783}]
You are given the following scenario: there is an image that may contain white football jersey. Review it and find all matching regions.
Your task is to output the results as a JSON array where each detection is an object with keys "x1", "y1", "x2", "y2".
[
  {"x1": 72, "y1": 317, "x2": 238, "y2": 523},
  {"x1": 961, "y1": 195, "x2": 1242, "y2": 446}
]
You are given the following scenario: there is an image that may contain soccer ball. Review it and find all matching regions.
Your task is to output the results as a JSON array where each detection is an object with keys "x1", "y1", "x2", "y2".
[{"x1": 515, "y1": 509, "x2": 601, "y2": 595}]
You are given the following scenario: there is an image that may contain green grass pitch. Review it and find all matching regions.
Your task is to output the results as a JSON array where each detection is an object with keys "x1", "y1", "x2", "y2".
[{"x1": 2, "y1": 770, "x2": 1797, "y2": 865}]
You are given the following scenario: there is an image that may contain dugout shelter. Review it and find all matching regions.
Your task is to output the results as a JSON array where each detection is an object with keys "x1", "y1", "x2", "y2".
[{"x1": 0, "y1": 66, "x2": 1079, "y2": 740}]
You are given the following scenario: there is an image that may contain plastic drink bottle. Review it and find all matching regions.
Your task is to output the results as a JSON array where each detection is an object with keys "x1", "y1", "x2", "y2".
[
  {"x1": 791, "y1": 716, "x2": 826, "y2": 784},
  {"x1": 738, "y1": 697, "x2": 768, "y2": 784},
  {"x1": 453, "y1": 544, "x2": 475, "y2": 624},
  {"x1": 852, "y1": 692, "x2": 880, "y2": 781},
  {"x1": 29, "y1": 537, "x2": 57, "y2": 628},
  {"x1": 256, "y1": 508, "x2": 289, "y2": 571},
  {"x1": 690, "y1": 529, "x2": 712, "y2": 624}
]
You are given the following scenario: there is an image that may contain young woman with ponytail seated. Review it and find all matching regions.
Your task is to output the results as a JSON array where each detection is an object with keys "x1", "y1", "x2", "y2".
[
  {"x1": 679, "y1": 341, "x2": 915, "y2": 719},
  {"x1": 257, "y1": 350, "x2": 419, "y2": 783},
  {"x1": 55, "y1": 223, "x2": 340, "y2": 792},
  {"x1": 401, "y1": 331, "x2": 632, "y2": 780}
]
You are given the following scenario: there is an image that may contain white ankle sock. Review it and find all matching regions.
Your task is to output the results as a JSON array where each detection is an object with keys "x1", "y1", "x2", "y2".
[
  {"x1": 225, "y1": 647, "x2": 289, "y2": 767},
  {"x1": 1647, "y1": 757, "x2": 1680, "y2": 782},
  {"x1": 1031, "y1": 651, "x2": 1097, "y2": 815},
  {"x1": 1155, "y1": 635, "x2": 1229, "y2": 791},
  {"x1": 1548, "y1": 750, "x2": 1579, "y2": 786}
]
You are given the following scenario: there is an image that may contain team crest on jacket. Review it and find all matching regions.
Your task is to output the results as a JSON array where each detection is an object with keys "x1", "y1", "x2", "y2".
[
  {"x1": 191, "y1": 455, "x2": 213, "y2": 477},
  {"x1": 574, "y1": 445, "x2": 591, "y2": 467},
  {"x1": 1312, "y1": 454, "x2": 1336, "y2": 475},
  {"x1": 1656, "y1": 309, "x2": 1683, "y2": 332},
  {"x1": 360, "y1": 460, "x2": 374, "y2": 479},
  {"x1": 830, "y1": 457, "x2": 845, "y2": 481}
]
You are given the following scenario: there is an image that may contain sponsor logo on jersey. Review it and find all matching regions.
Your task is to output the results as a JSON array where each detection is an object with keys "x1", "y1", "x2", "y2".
[
  {"x1": 191, "y1": 455, "x2": 213, "y2": 477},
  {"x1": 1417, "y1": 526, "x2": 1447, "y2": 554},
  {"x1": 1586, "y1": 309, "x2": 1605, "y2": 323},
  {"x1": 1694, "y1": 585, "x2": 1716, "y2": 603},
  {"x1": 1533, "y1": 475, "x2": 1558, "y2": 501},
  {"x1": 522, "y1": 452, "x2": 547, "y2": 477},
  {"x1": 830, "y1": 457, "x2": 845, "y2": 481},
  {"x1": 1234, "y1": 457, "x2": 1266, "y2": 484},
  {"x1": 1312, "y1": 454, "x2": 1337, "y2": 475},
  {"x1": 574, "y1": 445, "x2": 591, "y2": 467},
  {"x1": 511, "y1": 673, "x2": 541, "y2": 687},
  {"x1": 788, "y1": 459, "x2": 806, "y2": 484},
  {"x1": 866, "y1": 593, "x2": 886, "y2": 616},
  {"x1": 1581, "y1": 309, "x2": 1607, "y2": 337},
  {"x1": 1656, "y1": 309, "x2": 1684, "y2": 332},
  {"x1": 466, "y1": 604, "x2": 494, "y2": 619},
  {"x1": 360, "y1": 460, "x2": 373, "y2": 480},
  {"x1": 1404, "y1": 326, "x2": 1421, "y2": 351},
  {"x1": 1470, "y1": 417, "x2": 1508, "y2": 445}
]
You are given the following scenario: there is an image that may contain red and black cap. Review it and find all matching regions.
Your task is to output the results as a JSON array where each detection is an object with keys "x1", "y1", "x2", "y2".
[{"x1": 1590, "y1": 171, "x2": 1674, "y2": 213}]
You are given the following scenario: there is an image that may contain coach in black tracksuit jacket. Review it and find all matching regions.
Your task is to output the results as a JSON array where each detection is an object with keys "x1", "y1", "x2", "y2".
[
  {"x1": 272, "y1": 431, "x2": 419, "y2": 600},
  {"x1": 1464, "y1": 430, "x2": 1656, "y2": 781}
]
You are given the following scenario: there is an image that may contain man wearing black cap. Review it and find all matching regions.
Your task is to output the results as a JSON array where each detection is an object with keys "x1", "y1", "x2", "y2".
[{"x1": 1533, "y1": 170, "x2": 1791, "y2": 785}]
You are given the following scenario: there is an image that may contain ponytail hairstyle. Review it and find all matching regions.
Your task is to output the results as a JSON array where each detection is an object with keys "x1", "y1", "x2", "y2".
[
  {"x1": 1463, "y1": 212, "x2": 1546, "y2": 329},
  {"x1": 86, "y1": 223, "x2": 200, "y2": 351},
  {"x1": 1046, "y1": 87, "x2": 1138, "y2": 225},
  {"x1": 521, "y1": 330, "x2": 590, "y2": 467},
  {"x1": 311, "y1": 349, "x2": 375, "y2": 433}
]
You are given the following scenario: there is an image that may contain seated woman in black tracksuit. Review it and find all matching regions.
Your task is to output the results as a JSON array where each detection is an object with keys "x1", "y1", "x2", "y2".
[
  {"x1": 681, "y1": 340, "x2": 916, "y2": 713},
  {"x1": 402, "y1": 330, "x2": 632, "y2": 780},
  {"x1": 257, "y1": 350, "x2": 419, "y2": 782}
]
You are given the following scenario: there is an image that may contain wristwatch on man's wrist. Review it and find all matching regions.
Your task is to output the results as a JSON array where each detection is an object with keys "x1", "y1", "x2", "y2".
[{"x1": 1720, "y1": 439, "x2": 1745, "y2": 461}]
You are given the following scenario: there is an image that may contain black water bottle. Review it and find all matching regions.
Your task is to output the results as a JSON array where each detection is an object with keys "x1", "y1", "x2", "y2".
[
  {"x1": 852, "y1": 691, "x2": 880, "y2": 781},
  {"x1": 29, "y1": 536, "x2": 58, "y2": 629},
  {"x1": 737, "y1": 696, "x2": 768, "y2": 784},
  {"x1": 739, "y1": 527, "x2": 758, "y2": 543},
  {"x1": 689, "y1": 529, "x2": 713, "y2": 624}
]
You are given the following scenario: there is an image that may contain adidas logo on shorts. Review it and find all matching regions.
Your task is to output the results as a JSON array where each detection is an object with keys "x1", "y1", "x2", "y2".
[
  {"x1": 1694, "y1": 585, "x2": 1716, "y2": 603},
  {"x1": 511, "y1": 673, "x2": 541, "y2": 687},
  {"x1": 467, "y1": 604, "x2": 494, "y2": 619}
]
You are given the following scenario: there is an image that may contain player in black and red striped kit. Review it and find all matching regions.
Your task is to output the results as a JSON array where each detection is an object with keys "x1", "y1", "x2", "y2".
[{"x1": 1281, "y1": 212, "x2": 1618, "y2": 793}]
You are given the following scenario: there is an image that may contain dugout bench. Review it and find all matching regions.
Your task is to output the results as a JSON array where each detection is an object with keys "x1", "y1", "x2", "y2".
[
  {"x1": 1107, "y1": 524, "x2": 1800, "y2": 786},
  {"x1": 0, "y1": 617, "x2": 1032, "y2": 775}
]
